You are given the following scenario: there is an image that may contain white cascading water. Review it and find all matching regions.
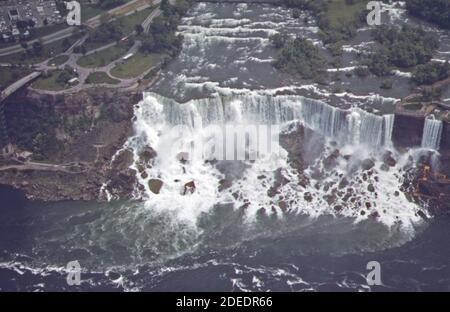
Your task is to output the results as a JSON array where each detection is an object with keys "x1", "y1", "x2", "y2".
[
  {"x1": 120, "y1": 92, "x2": 424, "y2": 232},
  {"x1": 421, "y1": 118, "x2": 443, "y2": 150}
]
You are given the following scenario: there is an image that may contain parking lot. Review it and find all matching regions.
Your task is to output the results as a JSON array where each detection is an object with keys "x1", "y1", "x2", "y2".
[{"x1": 0, "y1": 0, "x2": 63, "y2": 34}]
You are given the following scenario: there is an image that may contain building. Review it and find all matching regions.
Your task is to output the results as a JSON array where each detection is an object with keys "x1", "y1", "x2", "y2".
[{"x1": 8, "y1": 8, "x2": 19, "y2": 22}]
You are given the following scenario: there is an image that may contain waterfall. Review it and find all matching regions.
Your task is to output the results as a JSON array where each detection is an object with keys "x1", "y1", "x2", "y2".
[
  {"x1": 146, "y1": 92, "x2": 395, "y2": 149},
  {"x1": 421, "y1": 118, "x2": 443, "y2": 150}
]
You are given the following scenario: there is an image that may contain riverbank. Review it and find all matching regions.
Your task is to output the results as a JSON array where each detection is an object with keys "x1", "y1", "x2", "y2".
[{"x1": 0, "y1": 87, "x2": 140, "y2": 201}]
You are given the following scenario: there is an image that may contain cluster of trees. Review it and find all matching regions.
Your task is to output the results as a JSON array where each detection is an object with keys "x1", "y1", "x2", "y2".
[
  {"x1": 87, "y1": 22, "x2": 124, "y2": 45},
  {"x1": 366, "y1": 25, "x2": 439, "y2": 76},
  {"x1": 272, "y1": 36, "x2": 326, "y2": 81},
  {"x1": 412, "y1": 61, "x2": 450, "y2": 85},
  {"x1": 406, "y1": 0, "x2": 450, "y2": 29},
  {"x1": 283, "y1": 0, "x2": 365, "y2": 45},
  {"x1": 139, "y1": 0, "x2": 192, "y2": 56},
  {"x1": 5, "y1": 104, "x2": 62, "y2": 161},
  {"x1": 55, "y1": 67, "x2": 77, "y2": 85},
  {"x1": 20, "y1": 41, "x2": 44, "y2": 57}
]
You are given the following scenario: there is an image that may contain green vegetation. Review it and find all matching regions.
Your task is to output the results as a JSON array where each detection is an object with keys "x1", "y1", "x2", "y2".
[
  {"x1": 0, "y1": 67, "x2": 32, "y2": 90},
  {"x1": 366, "y1": 25, "x2": 439, "y2": 76},
  {"x1": 113, "y1": 7, "x2": 154, "y2": 35},
  {"x1": 272, "y1": 36, "x2": 326, "y2": 81},
  {"x1": 282, "y1": 0, "x2": 367, "y2": 45},
  {"x1": 0, "y1": 34, "x2": 82, "y2": 65},
  {"x1": 110, "y1": 52, "x2": 165, "y2": 79},
  {"x1": 47, "y1": 54, "x2": 69, "y2": 66},
  {"x1": 138, "y1": 0, "x2": 191, "y2": 56},
  {"x1": 86, "y1": 72, "x2": 120, "y2": 85},
  {"x1": 77, "y1": 43, "x2": 129, "y2": 68},
  {"x1": 83, "y1": 7, "x2": 153, "y2": 52},
  {"x1": 406, "y1": 0, "x2": 450, "y2": 29},
  {"x1": 380, "y1": 78, "x2": 393, "y2": 90},
  {"x1": 412, "y1": 62, "x2": 450, "y2": 85},
  {"x1": 80, "y1": 3, "x2": 104, "y2": 22},
  {"x1": 5, "y1": 104, "x2": 63, "y2": 160},
  {"x1": 32, "y1": 68, "x2": 78, "y2": 91}
]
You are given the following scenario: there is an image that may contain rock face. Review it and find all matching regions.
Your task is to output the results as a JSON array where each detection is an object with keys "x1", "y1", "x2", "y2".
[
  {"x1": 0, "y1": 88, "x2": 141, "y2": 201},
  {"x1": 392, "y1": 113, "x2": 425, "y2": 149},
  {"x1": 440, "y1": 121, "x2": 450, "y2": 152},
  {"x1": 411, "y1": 151, "x2": 450, "y2": 215}
]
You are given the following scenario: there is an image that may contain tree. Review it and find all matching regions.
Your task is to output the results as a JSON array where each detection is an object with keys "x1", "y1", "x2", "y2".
[
  {"x1": 406, "y1": 0, "x2": 450, "y2": 29},
  {"x1": 161, "y1": 0, "x2": 172, "y2": 16},
  {"x1": 412, "y1": 61, "x2": 450, "y2": 85},
  {"x1": 21, "y1": 42, "x2": 28, "y2": 50},
  {"x1": 134, "y1": 24, "x2": 144, "y2": 35},
  {"x1": 32, "y1": 41, "x2": 43, "y2": 56},
  {"x1": 62, "y1": 38, "x2": 71, "y2": 50},
  {"x1": 270, "y1": 33, "x2": 288, "y2": 49}
]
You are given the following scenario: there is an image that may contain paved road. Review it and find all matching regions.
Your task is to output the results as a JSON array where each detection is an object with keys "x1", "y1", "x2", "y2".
[
  {"x1": 0, "y1": 27, "x2": 76, "y2": 57},
  {"x1": 0, "y1": 72, "x2": 42, "y2": 102},
  {"x1": 86, "y1": 0, "x2": 156, "y2": 28},
  {"x1": 0, "y1": 0, "x2": 156, "y2": 57}
]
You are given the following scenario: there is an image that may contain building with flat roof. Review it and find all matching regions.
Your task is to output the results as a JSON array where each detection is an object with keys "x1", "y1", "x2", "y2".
[{"x1": 8, "y1": 8, "x2": 19, "y2": 21}]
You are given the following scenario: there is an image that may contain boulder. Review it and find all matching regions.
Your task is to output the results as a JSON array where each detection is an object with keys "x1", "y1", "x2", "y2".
[
  {"x1": 139, "y1": 146, "x2": 157, "y2": 163},
  {"x1": 148, "y1": 179, "x2": 163, "y2": 194},
  {"x1": 362, "y1": 158, "x2": 375, "y2": 171},
  {"x1": 383, "y1": 152, "x2": 397, "y2": 167},
  {"x1": 183, "y1": 181, "x2": 196, "y2": 195}
]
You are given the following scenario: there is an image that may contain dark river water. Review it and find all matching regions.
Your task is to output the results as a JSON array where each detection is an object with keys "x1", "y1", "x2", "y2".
[{"x1": 1, "y1": 185, "x2": 449, "y2": 292}]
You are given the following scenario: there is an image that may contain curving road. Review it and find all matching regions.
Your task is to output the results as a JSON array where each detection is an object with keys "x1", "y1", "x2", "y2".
[{"x1": 0, "y1": 0, "x2": 159, "y2": 57}]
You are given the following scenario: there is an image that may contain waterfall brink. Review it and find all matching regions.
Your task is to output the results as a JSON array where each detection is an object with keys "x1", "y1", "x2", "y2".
[
  {"x1": 421, "y1": 118, "x2": 443, "y2": 150},
  {"x1": 147, "y1": 92, "x2": 395, "y2": 149}
]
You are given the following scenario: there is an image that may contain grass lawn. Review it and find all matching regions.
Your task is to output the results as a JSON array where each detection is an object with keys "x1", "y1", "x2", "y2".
[
  {"x1": 77, "y1": 44, "x2": 128, "y2": 68},
  {"x1": 84, "y1": 7, "x2": 154, "y2": 52},
  {"x1": 81, "y1": 4, "x2": 104, "y2": 22},
  {"x1": 110, "y1": 52, "x2": 164, "y2": 79},
  {"x1": 86, "y1": 72, "x2": 120, "y2": 85},
  {"x1": 0, "y1": 67, "x2": 32, "y2": 90},
  {"x1": 326, "y1": 0, "x2": 367, "y2": 27},
  {"x1": 32, "y1": 70, "x2": 77, "y2": 91},
  {"x1": 0, "y1": 34, "x2": 82, "y2": 65},
  {"x1": 47, "y1": 54, "x2": 69, "y2": 66},
  {"x1": 112, "y1": 7, "x2": 154, "y2": 35}
]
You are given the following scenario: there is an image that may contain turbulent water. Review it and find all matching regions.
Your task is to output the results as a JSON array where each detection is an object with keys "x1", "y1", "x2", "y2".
[{"x1": 1, "y1": 2, "x2": 450, "y2": 292}]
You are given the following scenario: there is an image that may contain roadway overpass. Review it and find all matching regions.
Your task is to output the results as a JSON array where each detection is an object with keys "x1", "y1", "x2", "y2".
[{"x1": 0, "y1": 72, "x2": 42, "y2": 103}]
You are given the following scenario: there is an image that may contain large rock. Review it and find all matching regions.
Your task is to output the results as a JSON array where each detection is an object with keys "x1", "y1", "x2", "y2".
[
  {"x1": 183, "y1": 181, "x2": 196, "y2": 195},
  {"x1": 148, "y1": 179, "x2": 163, "y2": 194},
  {"x1": 139, "y1": 146, "x2": 157, "y2": 163}
]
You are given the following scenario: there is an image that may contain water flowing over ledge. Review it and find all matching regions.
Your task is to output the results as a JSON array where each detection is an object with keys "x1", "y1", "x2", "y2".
[
  {"x1": 145, "y1": 92, "x2": 396, "y2": 149},
  {"x1": 120, "y1": 91, "x2": 429, "y2": 232},
  {"x1": 421, "y1": 118, "x2": 443, "y2": 150}
]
